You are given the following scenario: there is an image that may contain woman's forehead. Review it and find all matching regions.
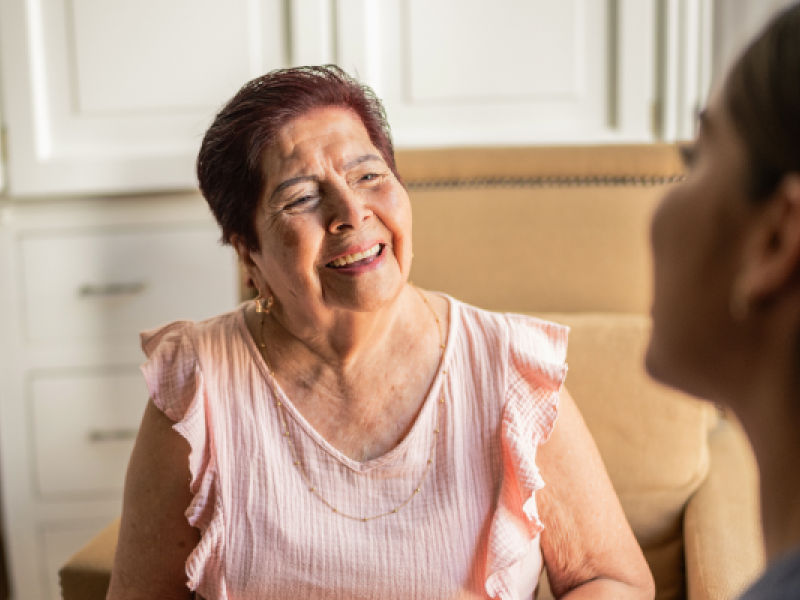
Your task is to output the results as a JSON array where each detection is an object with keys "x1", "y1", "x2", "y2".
[{"x1": 269, "y1": 107, "x2": 376, "y2": 167}]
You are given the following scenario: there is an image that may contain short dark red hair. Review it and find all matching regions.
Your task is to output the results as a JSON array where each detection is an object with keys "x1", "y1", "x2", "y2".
[{"x1": 197, "y1": 65, "x2": 400, "y2": 251}]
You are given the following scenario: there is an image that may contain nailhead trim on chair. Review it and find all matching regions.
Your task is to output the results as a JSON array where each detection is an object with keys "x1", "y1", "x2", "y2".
[{"x1": 405, "y1": 174, "x2": 685, "y2": 191}]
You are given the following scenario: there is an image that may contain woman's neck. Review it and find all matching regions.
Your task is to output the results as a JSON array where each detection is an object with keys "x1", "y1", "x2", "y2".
[
  {"x1": 734, "y1": 351, "x2": 800, "y2": 562},
  {"x1": 246, "y1": 283, "x2": 449, "y2": 462},
  {"x1": 269, "y1": 284, "x2": 415, "y2": 366}
]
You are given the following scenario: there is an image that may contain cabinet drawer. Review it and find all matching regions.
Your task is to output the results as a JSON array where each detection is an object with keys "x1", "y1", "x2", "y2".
[
  {"x1": 20, "y1": 226, "x2": 236, "y2": 347},
  {"x1": 31, "y1": 370, "x2": 148, "y2": 497}
]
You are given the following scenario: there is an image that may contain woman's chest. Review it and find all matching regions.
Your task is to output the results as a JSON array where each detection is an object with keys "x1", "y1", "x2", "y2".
[
  {"x1": 277, "y1": 350, "x2": 445, "y2": 462},
  {"x1": 212, "y1": 371, "x2": 508, "y2": 598},
  {"x1": 221, "y1": 422, "x2": 504, "y2": 600}
]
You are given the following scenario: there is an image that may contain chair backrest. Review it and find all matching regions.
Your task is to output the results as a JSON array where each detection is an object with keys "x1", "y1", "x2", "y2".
[
  {"x1": 400, "y1": 145, "x2": 716, "y2": 600},
  {"x1": 399, "y1": 144, "x2": 684, "y2": 314}
]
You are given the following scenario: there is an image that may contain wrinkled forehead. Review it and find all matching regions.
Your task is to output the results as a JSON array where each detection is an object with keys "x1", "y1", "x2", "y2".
[{"x1": 264, "y1": 107, "x2": 379, "y2": 178}]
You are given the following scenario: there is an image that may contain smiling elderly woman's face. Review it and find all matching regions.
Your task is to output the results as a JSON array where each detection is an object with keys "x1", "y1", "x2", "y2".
[{"x1": 247, "y1": 106, "x2": 412, "y2": 318}]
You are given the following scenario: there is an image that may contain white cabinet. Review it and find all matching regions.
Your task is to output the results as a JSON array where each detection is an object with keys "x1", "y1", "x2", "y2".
[
  {"x1": 0, "y1": 0, "x2": 713, "y2": 197},
  {"x1": 0, "y1": 0, "x2": 287, "y2": 196},
  {"x1": 334, "y1": 0, "x2": 713, "y2": 145},
  {"x1": 337, "y1": 0, "x2": 654, "y2": 145},
  {"x1": 0, "y1": 195, "x2": 238, "y2": 600}
]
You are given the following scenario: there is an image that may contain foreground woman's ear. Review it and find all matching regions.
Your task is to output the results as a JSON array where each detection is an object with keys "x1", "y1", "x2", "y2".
[{"x1": 737, "y1": 174, "x2": 800, "y2": 306}]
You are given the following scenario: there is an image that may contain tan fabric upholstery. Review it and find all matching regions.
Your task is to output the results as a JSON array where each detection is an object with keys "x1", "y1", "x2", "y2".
[
  {"x1": 60, "y1": 145, "x2": 763, "y2": 600},
  {"x1": 408, "y1": 185, "x2": 661, "y2": 314},
  {"x1": 534, "y1": 314, "x2": 718, "y2": 600},
  {"x1": 59, "y1": 519, "x2": 118, "y2": 600},
  {"x1": 395, "y1": 145, "x2": 685, "y2": 181},
  {"x1": 684, "y1": 420, "x2": 765, "y2": 600}
]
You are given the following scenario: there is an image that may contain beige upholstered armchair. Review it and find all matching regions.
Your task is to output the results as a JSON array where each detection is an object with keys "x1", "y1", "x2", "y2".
[{"x1": 60, "y1": 145, "x2": 764, "y2": 600}]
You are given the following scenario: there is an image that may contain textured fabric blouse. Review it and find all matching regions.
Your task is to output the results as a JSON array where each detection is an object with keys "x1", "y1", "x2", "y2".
[{"x1": 140, "y1": 295, "x2": 569, "y2": 600}]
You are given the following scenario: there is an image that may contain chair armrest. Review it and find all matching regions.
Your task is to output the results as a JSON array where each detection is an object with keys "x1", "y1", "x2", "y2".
[
  {"x1": 684, "y1": 418, "x2": 764, "y2": 600},
  {"x1": 59, "y1": 518, "x2": 119, "y2": 600}
]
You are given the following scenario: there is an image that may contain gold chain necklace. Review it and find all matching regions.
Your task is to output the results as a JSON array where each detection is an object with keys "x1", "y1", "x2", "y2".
[{"x1": 258, "y1": 284, "x2": 447, "y2": 522}]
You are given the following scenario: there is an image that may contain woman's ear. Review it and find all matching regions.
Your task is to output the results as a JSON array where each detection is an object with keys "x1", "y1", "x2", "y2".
[
  {"x1": 738, "y1": 174, "x2": 800, "y2": 303},
  {"x1": 231, "y1": 235, "x2": 268, "y2": 298},
  {"x1": 231, "y1": 234, "x2": 256, "y2": 268}
]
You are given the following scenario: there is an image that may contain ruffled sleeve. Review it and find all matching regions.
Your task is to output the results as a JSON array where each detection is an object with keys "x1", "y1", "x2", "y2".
[
  {"x1": 140, "y1": 321, "x2": 226, "y2": 598},
  {"x1": 485, "y1": 314, "x2": 569, "y2": 600}
]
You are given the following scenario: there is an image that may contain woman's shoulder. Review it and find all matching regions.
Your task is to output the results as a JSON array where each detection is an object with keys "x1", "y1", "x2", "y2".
[
  {"x1": 139, "y1": 305, "x2": 249, "y2": 425},
  {"x1": 140, "y1": 304, "x2": 246, "y2": 357},
  {"x1": 444, "y1": 294, "x2": 568, "y2": 352}
]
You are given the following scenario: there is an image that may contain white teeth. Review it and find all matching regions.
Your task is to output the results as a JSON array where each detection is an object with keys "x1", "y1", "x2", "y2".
[{"x1": 331, "y1": 244, "x2": 380, "y2": 267}]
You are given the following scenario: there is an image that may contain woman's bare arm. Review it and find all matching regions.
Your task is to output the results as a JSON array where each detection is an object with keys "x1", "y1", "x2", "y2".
[
  {"x1": 107, "y1": 399, "x2": 200, "y2": 600},
  {"x1": 536, "y1": 388, "x2": 655, "y2": 599}
]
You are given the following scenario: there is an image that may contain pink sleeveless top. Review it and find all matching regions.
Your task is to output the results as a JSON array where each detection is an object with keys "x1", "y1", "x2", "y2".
[{"x1": 140, "y1": 296, "x2": 568, "y2": 600}]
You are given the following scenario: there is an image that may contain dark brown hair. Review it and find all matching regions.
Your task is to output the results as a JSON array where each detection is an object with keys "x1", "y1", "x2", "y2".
[
  {"x1": 724, "y1": 2, "x2": 800, "y2": 200},
  {"x1": 197, "y1": 65, "x2": 399, "y2": 251}
]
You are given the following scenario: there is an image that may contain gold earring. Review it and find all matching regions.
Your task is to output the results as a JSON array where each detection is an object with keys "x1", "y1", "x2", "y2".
[{"x1": 255, "y1": 294, "x2": 274, "y2": 314}]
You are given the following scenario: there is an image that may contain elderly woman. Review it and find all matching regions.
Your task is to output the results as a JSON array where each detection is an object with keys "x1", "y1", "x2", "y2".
[
  {"x1": 647, "y1": 4, "x2": 800, "y2": 599},
  {"x1": 108, "y1": 66, "x2": 653, "y2": 600}
]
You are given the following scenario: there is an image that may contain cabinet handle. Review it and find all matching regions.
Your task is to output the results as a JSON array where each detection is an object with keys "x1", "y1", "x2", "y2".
[
  {"x1": 88, "y1": 428, "x2": 139, "y2": 443},
  {"x1": 78, "y1": 280, "x2": 148, "y2": 297}
]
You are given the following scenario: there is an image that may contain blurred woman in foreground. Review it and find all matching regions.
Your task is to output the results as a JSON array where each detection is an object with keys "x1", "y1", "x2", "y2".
[{"x1": 647, "y1": 3, "x2": 800, "y2": 598}]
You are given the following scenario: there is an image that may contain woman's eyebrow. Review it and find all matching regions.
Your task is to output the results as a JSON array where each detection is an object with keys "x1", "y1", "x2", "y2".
[
  {"x1": 343, "y1": 154, "x2": 383, "y2": 170},
  {"x1": 268, "y1": 154, "x2": 383, "y2": 201},
  {"x1": 270, "y1": 175, "x2": 319, "y2": 201}
]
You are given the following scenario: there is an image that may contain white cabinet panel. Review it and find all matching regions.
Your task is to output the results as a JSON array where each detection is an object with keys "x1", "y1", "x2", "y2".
[
  {"x1": 20, "y1": 226, "x2": 237, "y2": 347},
  {"x1": 71, "y1": 0, "x2": 253, "y2": 113},
  {"x1": 408, "y1": 1, "x2": 582, "y2": 102},
  {"x1": 290, "y1": 0, "x2": 334, "y2": 65},
  {"x1": 336, "y1": 0, "x2": 657, "y2": 146},
  {"x1": 32, "y1": 370, "x2": 147, "y2": 498},
  {"x1": 0, "y1": 0, "x2": 714, "y2": 195},
  {"x1": 658, "y1": 0, "x2": 714, "y2": 141},
  {"x1": 0, "y1": 196, "x2": 237, "y2": 600},
  {"x1": 0, "y1": 0, "x2": 287, "y2": 196}
]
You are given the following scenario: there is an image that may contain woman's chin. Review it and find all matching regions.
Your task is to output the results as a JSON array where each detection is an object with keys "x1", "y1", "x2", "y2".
[
  {"x1": 645, "y1": 338, "x2": 721, "y2": 405},
  {"x1": 645, "y1": 333, "x2": 691, "y2": 389},
  {"x1": 644, "y1": 339, "x2": 673, "y2": 387},
  {"x1": 322, "y1": 276, "x2": 406, "y2": 314}
]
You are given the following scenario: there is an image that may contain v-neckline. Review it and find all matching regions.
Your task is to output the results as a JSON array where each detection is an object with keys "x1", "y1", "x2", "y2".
[{"x1": 237, "y1": 294, "x2": 457, "y2": 473}]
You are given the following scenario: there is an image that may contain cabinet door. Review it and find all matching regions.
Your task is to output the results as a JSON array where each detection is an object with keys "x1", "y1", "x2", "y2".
[
  {"x1": 20, "y1": 225, "x2": 237, "y2": 350},
  {"x1": 0, "y1": 0, "x2": 287, "y2": 196},
  {"x1": 333, "y1": 0, "x2": 655, "y2": 146},
  {"x1": 31, "y1": 369, "x2": 148, "y2": 498},
  {"x1": 334, "y1": 0, "x2": 712, "y2": 146}
]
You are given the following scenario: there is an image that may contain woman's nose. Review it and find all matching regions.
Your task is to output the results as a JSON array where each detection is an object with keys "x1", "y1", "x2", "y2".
[{"x1": 326, "y1": 184, "x2": 372, "y2": 233}]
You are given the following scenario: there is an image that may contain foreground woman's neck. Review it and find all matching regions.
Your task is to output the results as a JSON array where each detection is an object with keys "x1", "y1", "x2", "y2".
[{"x1": 735, "y1": 366, "x2": 800, "y2": 562}]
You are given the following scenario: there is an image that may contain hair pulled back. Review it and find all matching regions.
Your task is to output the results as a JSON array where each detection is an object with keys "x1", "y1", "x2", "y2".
[
  {"x1": 197, "y1": 65, "x2": 399, "y2": 251},
  {"x1": 725, "y1": 3, "x2": 800, "y2": 200}
]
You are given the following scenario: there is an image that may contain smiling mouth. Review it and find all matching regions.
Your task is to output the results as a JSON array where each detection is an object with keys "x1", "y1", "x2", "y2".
[{"x1": 326, "y1": 243, "x2": 384, "y2": 268}]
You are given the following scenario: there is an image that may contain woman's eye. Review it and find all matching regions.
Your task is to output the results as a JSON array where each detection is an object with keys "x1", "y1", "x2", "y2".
[
  {"x1": 284, "y1": 195, "x2": 316, "y2": 211},
  {"x1": 361, "y1": 173, "x2": 379, "y2": 181}
]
